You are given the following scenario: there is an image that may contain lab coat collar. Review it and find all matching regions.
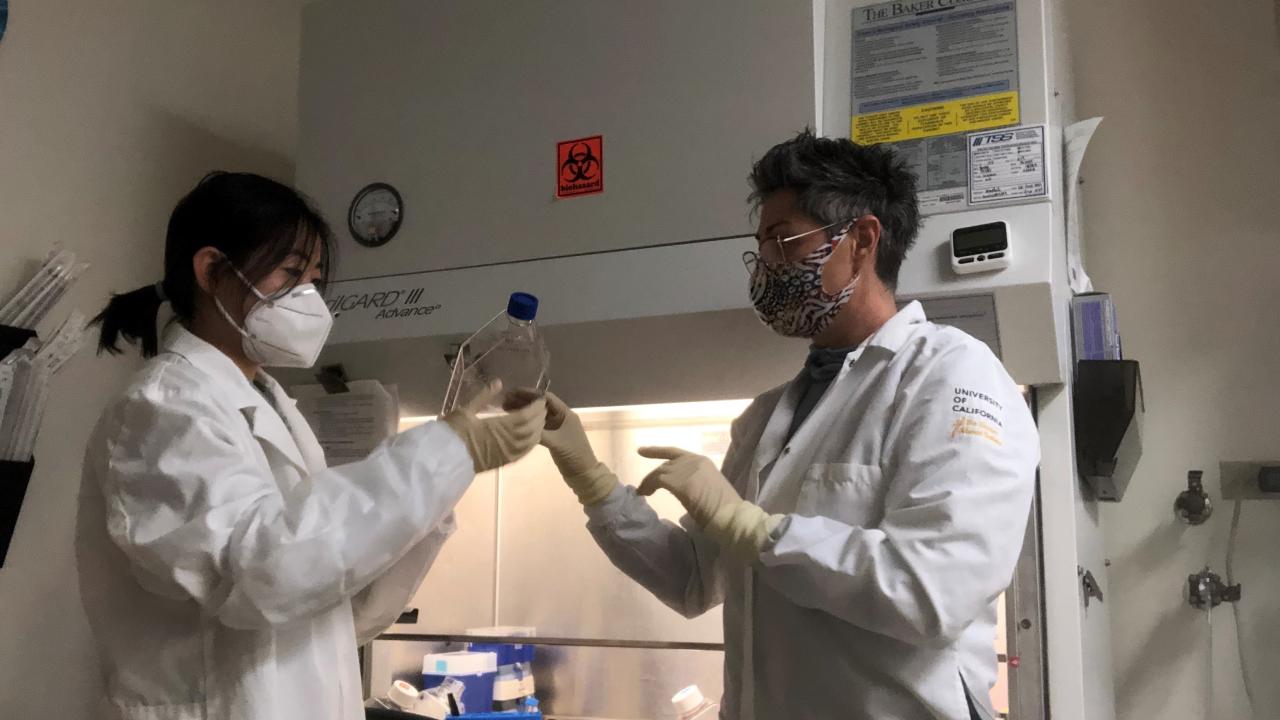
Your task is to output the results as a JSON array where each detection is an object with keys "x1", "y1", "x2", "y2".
[
  {"x1": 865, "y1": 300, "x2": 927, "y2": 355},
  {"x1": 162, "y1": 326, "x2": 261, "y2": 410},
  {"x1": 800, "y1": 300, "x2": 927, "y2": 381},
  {"x1": 801, "y1": 301, "x2": 926, "y2": 378},
  {"x1": 161, "y1": 325, "x2": 310, "y2": 473},
  {"x1": 256, "y1": 372, "x2": 329, "y2": 473},
  {"x1": 750, "y1": 301, "x2": 927, "y2": 500}
]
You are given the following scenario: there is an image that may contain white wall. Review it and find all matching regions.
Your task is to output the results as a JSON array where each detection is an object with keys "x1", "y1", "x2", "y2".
[
  {"x1": 0, "y1": 1, "x2": 303, "y2": 716},
  {"x1": 1066, "y1": 1, "x2": 1280, "y2": 718}
]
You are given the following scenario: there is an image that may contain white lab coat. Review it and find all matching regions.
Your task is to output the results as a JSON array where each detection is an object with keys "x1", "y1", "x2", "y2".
[
  {"x1": 76, "y1": 326, "x2": 473, "y2": 720},
  {"x1": 585, "y1": 302, "x2": 1039, "y2": 720}
]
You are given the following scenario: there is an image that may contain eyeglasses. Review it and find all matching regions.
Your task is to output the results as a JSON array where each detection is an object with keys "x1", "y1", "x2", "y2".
[{"x1": 742, "y1": 218, "x2": 854, "y2": 273}]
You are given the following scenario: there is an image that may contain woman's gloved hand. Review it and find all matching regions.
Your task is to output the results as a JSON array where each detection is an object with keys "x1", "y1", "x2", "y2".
[
  {"x1": 539, "y1": 392, "x2": 619, "y2": 506},
  {"x1": 443, "y1": 382, "x2": 547, "y2": 473}
]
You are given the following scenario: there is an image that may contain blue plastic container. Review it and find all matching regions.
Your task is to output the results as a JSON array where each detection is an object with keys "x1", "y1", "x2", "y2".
[
  {"x1": 421, "y1": 651, "x2": 497, "y2": 714},
  {"x1": 466, "y1": 640, "x2": 536, "y2": 703}
]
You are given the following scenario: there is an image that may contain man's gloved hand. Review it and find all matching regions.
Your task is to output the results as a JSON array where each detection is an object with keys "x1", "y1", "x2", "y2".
[
  {"x1": 539, "y1": 392, "x2": 619, "y2": 506},
  {"x1": 443, "y1": 381, "x2": 547, "y2": 473},
  {"x1": 540, "y1": 392, "x2": 597, "y2": 477},
  {"x1": 637, "y1": 446, "x2": 783, "y2": 563},
  {"x1": 636, "y1": 447, "x2": 739, "y2": 528}
]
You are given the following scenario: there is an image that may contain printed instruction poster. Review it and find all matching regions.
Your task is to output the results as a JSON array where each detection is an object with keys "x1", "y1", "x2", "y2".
[{"x1": 851, "y1": 0, "x2": 1021, "y2": 214}]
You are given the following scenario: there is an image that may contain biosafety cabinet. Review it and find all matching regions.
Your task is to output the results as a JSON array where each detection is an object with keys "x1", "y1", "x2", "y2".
[{"x1": 291, "y1": 1, "x2": 1114, "y2": 718}]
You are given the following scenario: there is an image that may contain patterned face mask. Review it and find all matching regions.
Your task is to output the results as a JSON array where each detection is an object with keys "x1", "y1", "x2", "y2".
[{"x1": 746, "y1": 228, "x2": 858, "y2": 338}]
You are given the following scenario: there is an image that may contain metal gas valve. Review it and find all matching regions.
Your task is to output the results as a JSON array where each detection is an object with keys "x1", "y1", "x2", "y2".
[
  {"x1": 1175, "y1": 470, "x2": 1212, "y2": 525},
  {"x1": 1187, "y1": 567, "x2": 1241, "y2": 610}
]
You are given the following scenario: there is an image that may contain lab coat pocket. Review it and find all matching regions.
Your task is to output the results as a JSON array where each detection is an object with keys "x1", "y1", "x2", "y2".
[{"x1": 795, "y1": 463, "x2": 886, "y2": 528}]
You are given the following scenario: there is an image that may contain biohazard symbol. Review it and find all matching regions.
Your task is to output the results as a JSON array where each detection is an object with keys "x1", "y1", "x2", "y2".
[
  {"x1": 556, "y1": 135, "x2": 604, "y2": 198},
  {"x1": 561, "y1": 143, "x2": 599, "y2": 183}
]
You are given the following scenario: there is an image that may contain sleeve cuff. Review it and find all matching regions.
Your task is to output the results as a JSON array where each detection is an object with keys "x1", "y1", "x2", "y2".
[
  {"x1": 415, "y1": 419, "x2": 469, "y2": 462},
  {"x1": 584, "y1": 482, "x2": 637, "y2": 526},
  {"x1": 398, "y1": 420, "x2": 476, "y2": 503},
  {"x1": 762, "y1": 513, "x2": 789, "y2": 551}
]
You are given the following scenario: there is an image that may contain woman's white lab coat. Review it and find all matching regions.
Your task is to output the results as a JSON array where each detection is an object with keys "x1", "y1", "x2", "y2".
[
  {"x1": 76, "y1": 326, "x2": 473, "y2": 720},
  {"x1": 583, "y1": 302, "x2": 1039, "y2": 720}
]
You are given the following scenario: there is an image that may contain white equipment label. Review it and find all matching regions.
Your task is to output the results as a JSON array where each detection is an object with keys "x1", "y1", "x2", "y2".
[
  {"x1": 895, "y1": 135, "x2": 971, "y2": 213},
  {"x1": 908, "y1": 294, "x2": 1002, "y2": 359},
  {"x1": 967, "y1": 125, "x2": 1046, "y2": 204},
  {"x1": 292, "y1": 380, "x2": 400, "y2": 465}
]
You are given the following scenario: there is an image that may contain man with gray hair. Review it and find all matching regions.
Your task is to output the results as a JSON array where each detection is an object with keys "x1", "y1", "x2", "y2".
[{"x1": 540, "y1": 130, "x2": 1039, "y2": 719}]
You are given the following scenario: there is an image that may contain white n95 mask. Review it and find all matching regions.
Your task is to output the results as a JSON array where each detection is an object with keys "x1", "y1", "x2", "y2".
[{"x1": 215, "y1": 269, "x2": 333, "y2": 368}]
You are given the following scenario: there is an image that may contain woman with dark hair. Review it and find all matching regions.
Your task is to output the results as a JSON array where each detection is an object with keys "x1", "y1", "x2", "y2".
[{"x1": 76, "y1": 172, "x2": 546, "y2": 720}]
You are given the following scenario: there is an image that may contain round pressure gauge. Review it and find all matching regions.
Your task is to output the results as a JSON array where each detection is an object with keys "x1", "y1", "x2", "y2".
[{"x1": 347, "y1": 183, "x2": 403, "y2": 248}]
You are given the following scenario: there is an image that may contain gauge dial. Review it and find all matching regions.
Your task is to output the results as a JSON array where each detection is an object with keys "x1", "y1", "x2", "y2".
[{"x1": 347, "y1": 183, "x2": 403, "y2": 248}]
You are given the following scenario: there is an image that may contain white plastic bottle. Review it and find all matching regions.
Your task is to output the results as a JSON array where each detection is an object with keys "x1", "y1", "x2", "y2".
[
  {"x1": 671, "y1": 685, "x2": 719, "y2": 719},
  {"x1": 369, "y1": 680, "x2": 423, "y2": 712},
  {"x1": 366, "y1": 679, "x2": 451, "y2": 719},
  {"x1": 443, "y1": 292, "x2": 550, "y2": 414}
]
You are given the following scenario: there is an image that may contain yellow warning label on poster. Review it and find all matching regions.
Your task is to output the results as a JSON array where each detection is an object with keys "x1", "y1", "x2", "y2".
[{"x1": 852, "y1": 91, "x2": 1020, "y2": 145}]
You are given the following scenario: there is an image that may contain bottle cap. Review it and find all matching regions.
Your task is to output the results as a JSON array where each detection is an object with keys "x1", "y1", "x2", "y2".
[
  {"x1": 507, "y1": 292, "x2": 539, "y2": 321},
  {"x1": 672, "y1": 685, "x2": 706, "y2": 714},
  {"x1": 389, "y1": 680, "x2": 420, "y2": 710}
]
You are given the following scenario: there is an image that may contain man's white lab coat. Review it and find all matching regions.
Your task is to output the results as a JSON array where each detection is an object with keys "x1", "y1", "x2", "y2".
[{"x1": 585, "y1": 302, "x2": 1039, "y2": 720}]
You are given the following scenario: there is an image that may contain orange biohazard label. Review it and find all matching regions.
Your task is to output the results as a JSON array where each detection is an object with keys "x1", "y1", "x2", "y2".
[{"x1": 557, "y1": 135, "x2": 603, "y2": 198}]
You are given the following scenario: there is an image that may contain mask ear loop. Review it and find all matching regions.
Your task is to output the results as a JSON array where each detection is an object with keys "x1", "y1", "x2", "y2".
[
  {"x1": 211, "y1": 255, "x2": 271, "y2": 343},
  {"x1": 214, "y1": 295, "x2": 255, "y2": 343},
  {"x1": 816, "y1": 222, "x2": 861, "y2": 301},
  {"x1": 226, "y1": 262, "x2": 275, "y2": 307},
  {"x1": 832, "y1": 218, "x2": 858, "y2": 247}
]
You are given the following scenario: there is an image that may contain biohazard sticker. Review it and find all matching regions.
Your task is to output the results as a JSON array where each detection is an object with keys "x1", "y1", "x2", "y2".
[{"x1": 557, "y1": 135, "x2": 604, "y2": 198}]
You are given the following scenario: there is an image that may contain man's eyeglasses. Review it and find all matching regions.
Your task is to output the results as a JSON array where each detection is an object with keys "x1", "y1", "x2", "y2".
[{"x1": 742, "y1": 219, "x2": 854, "y2": 273}]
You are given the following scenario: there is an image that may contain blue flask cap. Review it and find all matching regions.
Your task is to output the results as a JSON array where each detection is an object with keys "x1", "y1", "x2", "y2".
[{"x1": 507, "y1": 292, "x2": 539, "y2": 321}]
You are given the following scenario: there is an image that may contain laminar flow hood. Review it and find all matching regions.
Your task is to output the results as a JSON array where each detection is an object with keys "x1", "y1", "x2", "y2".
[{"x1": 295, "y1": 0, "x2": 1073, "y2": 414}]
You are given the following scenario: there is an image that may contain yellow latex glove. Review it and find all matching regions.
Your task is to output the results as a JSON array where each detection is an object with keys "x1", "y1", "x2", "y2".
[
  {"x1": 443, "y1": 382, "x2": 546, "y2": 473},
  {"x1": 539, "y1": 392, "x2": 619, "y2": 506},
  {"x1": 637, "y1": 446, "x2": 781, "y2": 563}
]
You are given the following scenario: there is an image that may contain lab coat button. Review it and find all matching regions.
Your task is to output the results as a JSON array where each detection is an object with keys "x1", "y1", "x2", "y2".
[{"x1": 782, "y1": 446, "x2": 791, "y2": 455}]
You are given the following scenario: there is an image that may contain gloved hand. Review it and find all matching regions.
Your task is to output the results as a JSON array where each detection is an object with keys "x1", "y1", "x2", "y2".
[
  {"x1": 443, "y1": 382, "x2": 547, "y2": 473},
  {"x1": 539, "y1": 392, "x2": 619, "y2": 506},
  {"x1": 637, "y1": 446, "x2": 783, "y2": 563}
]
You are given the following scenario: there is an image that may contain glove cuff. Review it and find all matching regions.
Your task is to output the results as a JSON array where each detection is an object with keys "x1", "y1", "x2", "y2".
[
  {"x1": 551, "y1": 451, "x2": 598, "y2": 481},
  {"x1": 566, "y1": 462, "x2": 621, "y2": 507},
  {"x1": 706, "y1": 500, "x2": 775, "y2": 564},
  {"x1": 440, "y1": 412, "x2": 482, "y2": 473}
]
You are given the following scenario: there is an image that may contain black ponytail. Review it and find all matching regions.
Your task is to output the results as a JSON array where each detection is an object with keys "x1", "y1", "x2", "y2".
[
  {"x1": 91, "y1": 171, "x2": 334, "y2": 359},
  {"x1": 93, "y1": 283, "x2": 167, "y2": 358}
]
